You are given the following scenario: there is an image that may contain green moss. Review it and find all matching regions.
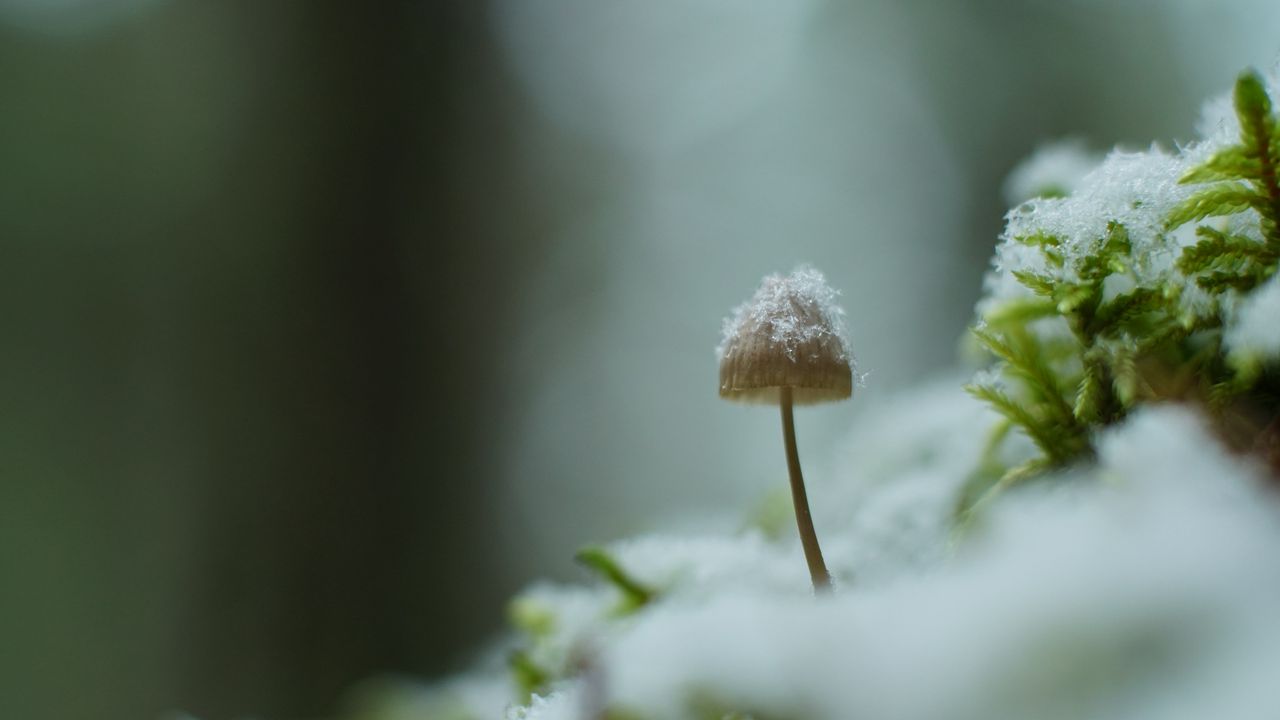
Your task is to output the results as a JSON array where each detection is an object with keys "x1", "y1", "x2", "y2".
[
  {"x1": 966, "y1": 67, "x2": 1280, "y2": 518},
  {"x1": 575, "y1": 545, "x2": 657, "y2": 612}
]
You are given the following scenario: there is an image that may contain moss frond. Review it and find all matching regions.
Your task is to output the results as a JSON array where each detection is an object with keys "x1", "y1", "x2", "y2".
[
  {"x1": 1172, "y1": 70, "x2": 1280, "y2": 247},
  {"x1": 575, "y1": 546, "x2": 656, "y2": 611}
]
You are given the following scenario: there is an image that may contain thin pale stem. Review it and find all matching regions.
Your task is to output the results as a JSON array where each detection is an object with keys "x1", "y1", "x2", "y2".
[{"x1": 780, "y1": 385, "x2": 832, "y2": 592}]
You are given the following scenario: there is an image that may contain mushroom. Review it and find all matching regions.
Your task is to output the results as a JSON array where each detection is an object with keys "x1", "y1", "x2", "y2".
[{"x1": 717, "y1": 266, "x2": 855, "y2": 591}]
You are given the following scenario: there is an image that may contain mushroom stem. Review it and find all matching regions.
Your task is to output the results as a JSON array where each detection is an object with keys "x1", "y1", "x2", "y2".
[{"x1": 779, "y1": 385, "x2": 833, "y2": 592}]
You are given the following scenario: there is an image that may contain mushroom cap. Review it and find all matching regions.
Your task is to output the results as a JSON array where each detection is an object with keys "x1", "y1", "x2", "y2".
[{"x1": 717, "y1": 266, "x2": 855, "y2": 405}]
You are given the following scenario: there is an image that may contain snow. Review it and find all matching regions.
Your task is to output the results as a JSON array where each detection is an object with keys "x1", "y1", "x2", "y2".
[
  {"x1": 978, "y1": 58, "x2": 1280, "y2": 328},
  {"x1": 717, "y1": 265, "x2": 853, "y2": 365},
  {"x1": 508, "y1": 531, "x2": 811, "y2": 685},
  {"x1": 981, "y1": 146, "x2": 1201, "y2": 322},
  {"x1": 1002, "y1": 138, "x2": 1103, "y2": 206},
  {"x1": 599, "y1": 406, "x2": 1280, "y2": 720},
  {"x1": 1194, "y1": 58, "x2": 1280, "y2": 151},
  {"x1": 608, "y1": 532, "x2": 812, "y2": 599},
  {"x1": 509, "y1": 582, "x2": 616, "y2": 679},
  {"x1": 1226, "y1": 272, "x2": 1280, "y2": 361},
  {"x1": 432, "y1": 379, "x2": 1280, "y2": 720},
  {"x1": 817, "y1": 375, "x2": 1027, "y2": 586},
  {"x1": 504, "y1": 687, "x2": 583, "y2": 720}
]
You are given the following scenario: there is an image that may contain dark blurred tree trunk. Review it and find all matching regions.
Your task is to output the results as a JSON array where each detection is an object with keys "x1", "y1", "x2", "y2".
[
  {"x1": 0, "y1": 1, "x2": 525, "y2": 718},
  {"x1": 175, "y1": 2, "x2": 515, "y2": 717}
]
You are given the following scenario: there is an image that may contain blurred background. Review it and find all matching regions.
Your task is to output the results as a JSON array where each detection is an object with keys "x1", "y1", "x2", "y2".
[{"x1": 1, "y1": 1, "x2": 1277, "y2": 718}]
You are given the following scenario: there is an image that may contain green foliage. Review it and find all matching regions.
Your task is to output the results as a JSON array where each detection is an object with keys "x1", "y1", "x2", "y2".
[
  {"x1": 508, "y1": 595, "x2": 557, "y2": 637},
  {"x1": 1165, "y1": 185, "x2": 1267, "y2": 229},
  {"x1": 964, "y1": 330, "x2": 1085, "y2": 464},
  {"x1": 1175, "y1": 213, "x2": 1277, "y2": 296},
  {"x1": 967, "y1": 221, "x2": 1150, "y2": 489},
  {"x1": 1168, "y1": 69, "x2": 1280, "y2": 398},
  {"x1": 509, "y1": 649, "x2": 553, "y2": 703},
  {"x1": 576, "y1": 545, "x2": 658, "y2": 611},
  {"x1": 1170, "y1": 71, "x2": 1280, "y2": 247},
  {"x1": 965, "y1": 68, "x2": 1280, "y2": 519},
  {"x1": 952, "y1": 420, "x2": 1014, "y2": 530},
  {"x1": 504, "y1": 547, "x2": 660, "y2": 706}
]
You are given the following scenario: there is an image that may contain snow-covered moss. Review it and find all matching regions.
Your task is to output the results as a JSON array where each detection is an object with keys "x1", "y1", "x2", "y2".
[{"x1": 968, "y1": 65, "x2": 1280, "y2": 503}]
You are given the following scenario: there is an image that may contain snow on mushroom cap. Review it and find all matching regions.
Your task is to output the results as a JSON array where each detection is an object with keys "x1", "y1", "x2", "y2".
[{"x1": 718, "y1": 266, "x2": 856, "y2": 405}]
